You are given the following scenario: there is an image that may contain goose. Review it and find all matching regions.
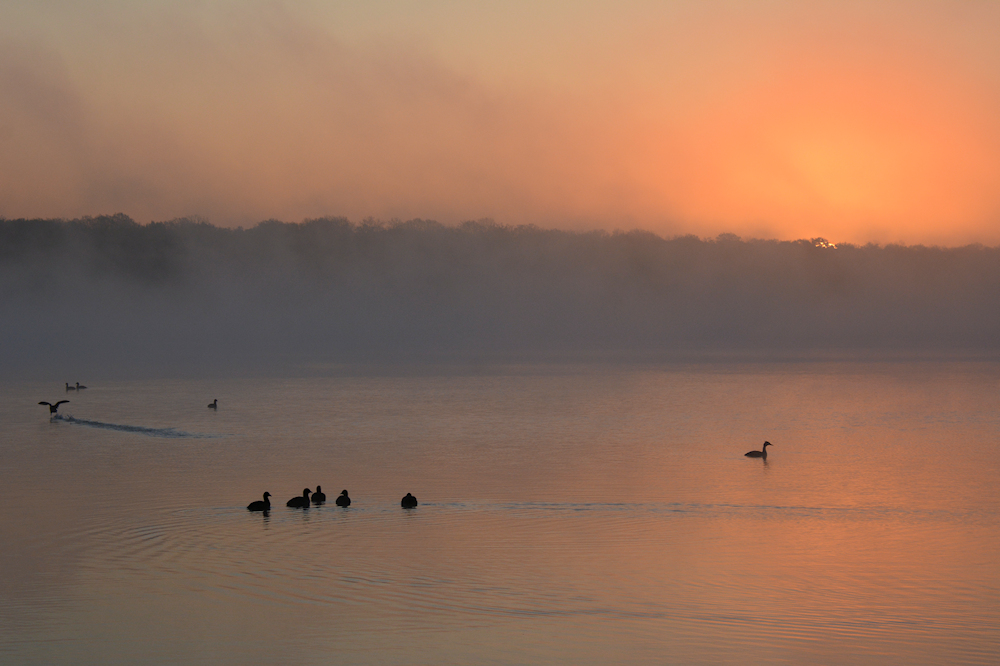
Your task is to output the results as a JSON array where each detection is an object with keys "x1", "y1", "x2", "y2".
[
  {"x1": 208, "y1": 399, "x2": 218, "y2": 409},
  {"x1": 65, "y1": 383, "x2": 76, "y2": 391},
  {"x1": 745, "y1": 441, "x2": 773, "y2": 458},
  {"x1": 247, "y1": 492, "x2": 271, "y2": 511},
  {"x1": 76, "y1": 382, "x2": 87, "y2": 390},
  {"x1": 335, "y1": 490, "x2": 351, "y2": 507},
  {"x1": 286, "y1": 488, "x2": 311, "y2": 508},
  {"x1": 39, "y1": 400, "x2": 69, "y2": 414},
  {"x1": 311, "y1": 486, "x2": 326, "y2": 503},
  {"x1": 401, "y1": 493, "x2": 418, "y2": 508}
]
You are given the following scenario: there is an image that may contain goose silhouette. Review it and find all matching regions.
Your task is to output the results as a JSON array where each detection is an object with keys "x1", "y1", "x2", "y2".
[
  {"x1": 312, "y1": 486, "x2": 326, "y2": 503},
  {"x1": 401, "y1": 493, "x2": 418, "y2": 508},
  {"x1": 745, "y1": 441, "x2": 773, "y2": 458},
  {"x1": 65, "y1": 383, "x2": 75, "y2": 391},
  {"x1": 76, "y1": 382, "x2": 87, "y2": 390},
  {"x1": 247, "y1": 492, "x2": 271, "y2": 511},
  {"x1": 208, "y1": 399, "x2": 218, "y2": 409},
  {"x1": 39, "y1": 400, "x2": 69, "y2": 414},
  {"x1": 286, "y1": 488, "x2": 311, "y2": 508},
  {"x1": 335, "y1": 490, "x2": 351, "y2": 507}
]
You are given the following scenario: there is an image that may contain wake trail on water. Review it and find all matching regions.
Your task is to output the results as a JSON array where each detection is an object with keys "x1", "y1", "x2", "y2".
[{"x1": 54, "y1": 414, "x2": 218, "y2": 439}]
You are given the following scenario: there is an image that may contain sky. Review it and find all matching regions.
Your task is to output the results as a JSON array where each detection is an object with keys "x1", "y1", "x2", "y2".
[{"x1": 1, "y1": 0, "x2": 999, "y2": 245}]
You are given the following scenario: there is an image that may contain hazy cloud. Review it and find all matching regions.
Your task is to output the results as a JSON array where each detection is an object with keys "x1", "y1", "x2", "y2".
[{"x1": 1, "y1": 1, "x2": 1000, "y2": 243}]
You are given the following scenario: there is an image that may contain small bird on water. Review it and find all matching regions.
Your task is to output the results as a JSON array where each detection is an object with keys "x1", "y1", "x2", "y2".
[
  {"x1": 335, "y1": 490, "x2": 351, "y2": 507},
  {"x1": 208, "y1": 399, "x2": 218, "y2": 409},
  {"x1": 39, "y1": 400, "x2": 69, "y2": 414},
  {"x1": 312, "y1": 486, "x2": 326, "y2": 503},
  {"x1": 65, "y1": 383, "x2": 75, "y2": 391},
  {"x1": 76, "y1": 382, "x2": 87, "y2": 390},
  {"x1": 745, "y1": 441, "x2": 773, "y2": 458},
  {"x1": 286, "y1": 488, "x2": 311, "y2": 508},
  {"x1": 247, "y1": 492, "x2": 271, "y2": 512},
  {"x1": 401, "y1": 493, "x2": 418, "y2": 508}
]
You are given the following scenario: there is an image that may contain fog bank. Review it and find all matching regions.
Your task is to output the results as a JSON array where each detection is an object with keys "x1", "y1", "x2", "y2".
[{"x1": 3, "y1": 215, "x2": 999, "y2": 377}]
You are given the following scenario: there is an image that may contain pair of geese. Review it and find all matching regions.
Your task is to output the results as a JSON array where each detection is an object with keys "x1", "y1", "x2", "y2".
[
  {"x1": 248, "y1": 489, "x2": 419, "y2": 511},
  {"x1": 65, "y1": 383, "x2": 87, "y2": 391},
  {"x1": 284, "y1": 486, "x2": 345, "y2": 508}
]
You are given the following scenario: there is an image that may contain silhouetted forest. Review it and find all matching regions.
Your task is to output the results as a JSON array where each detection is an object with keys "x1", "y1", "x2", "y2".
[{"x1": 3, "y1": 214, "x2": 999, "y2": 375}]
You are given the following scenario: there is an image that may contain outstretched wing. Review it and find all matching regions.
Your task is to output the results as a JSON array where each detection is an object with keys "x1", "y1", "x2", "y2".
[
  {"x1": 55, "y1": 400, "x2": 70, "y2": 407},
  {"x1": 39, "y1": 401, "x2": 52, "y2": 407}
]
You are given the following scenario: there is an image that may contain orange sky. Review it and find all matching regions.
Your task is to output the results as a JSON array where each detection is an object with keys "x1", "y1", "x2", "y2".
[{"x1": 1, "y1": 1, "x2": 999, "y2": 245}]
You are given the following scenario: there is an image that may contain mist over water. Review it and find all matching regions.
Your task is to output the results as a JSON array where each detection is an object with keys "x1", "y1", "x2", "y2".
[{"x1": 3, "y1": 215, "x2": 1000, "y2": 377}]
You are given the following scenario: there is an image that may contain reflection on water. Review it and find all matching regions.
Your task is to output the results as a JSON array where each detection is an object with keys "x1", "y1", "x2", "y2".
[{"x1": 1, "y1": 362, "x2": 999, "y2": 665}]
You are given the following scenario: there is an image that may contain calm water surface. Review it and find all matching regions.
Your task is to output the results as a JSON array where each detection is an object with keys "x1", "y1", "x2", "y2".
[{"x1": 2, "y1": 362, "x2": 999, "y2": 665}]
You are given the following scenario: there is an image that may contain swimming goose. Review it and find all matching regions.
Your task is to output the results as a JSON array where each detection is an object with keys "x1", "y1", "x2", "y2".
[
  {"x1": 65, "y1": 383, "x2": 76, "y2": 391},
  {"x1": 247, "y1": 492, "x2": 271, "y2": 511},
  {"x1": 401, "y1": 493, "x2": 418, "y2": 508},
  {"x1": 76, "y1": 382, "x2": 87, "y2": 390},
  {"x1": 208, "y1": 399, "x2": 218, "y2": 409},
  {"x1": 311, "y1": 486, "x2": 326, "y2": 503},
  {"x1": 745, "y1": 441, "x2": 773, "y2": 458},
  {"x1": 39, "y1": 400, "x2": 69, "y2": 414},
  {"x1": 335, "y1": 490, "x2": 351, "y2": 507},
  {"x1": 286, "y1": 488, "x2": 311, "y2": 508}
]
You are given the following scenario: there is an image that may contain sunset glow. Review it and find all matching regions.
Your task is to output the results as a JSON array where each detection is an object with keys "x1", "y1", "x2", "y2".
[{"x1": 1, "y1": 1, "x2": 999, "y2": 244}]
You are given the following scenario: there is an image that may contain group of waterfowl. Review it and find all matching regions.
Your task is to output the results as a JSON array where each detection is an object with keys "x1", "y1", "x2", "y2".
[
  {"x1": 39, "y1": 382, "x2": 89, "y2": 414},
  {"x1": 247, "y1": 487, "x2": 418, "y2": 512},
  {"x1": 39, "y1": 391, "x2": 777, "y2": 466},
  {"x1": 40, "y1": 384, "x2": 202, "y2": 417},
  {"x1": 41, "y1": 385, "x2": 771, "y2": 517}
]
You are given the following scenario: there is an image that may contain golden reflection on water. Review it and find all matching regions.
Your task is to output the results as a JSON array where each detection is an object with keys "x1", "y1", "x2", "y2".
[{"x1": 1, "y1": 362, "x2": 999, "y2": 664}]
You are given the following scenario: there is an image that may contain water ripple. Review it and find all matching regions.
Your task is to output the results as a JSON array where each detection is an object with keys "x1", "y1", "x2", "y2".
[{"x1": 54, "y1": 414, "x2": 218, "y2": 438}]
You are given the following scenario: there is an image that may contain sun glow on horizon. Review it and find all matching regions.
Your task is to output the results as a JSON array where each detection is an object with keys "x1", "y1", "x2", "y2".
[{"x1": 1, "y1": 1, "x2": 999, "y2": 245}]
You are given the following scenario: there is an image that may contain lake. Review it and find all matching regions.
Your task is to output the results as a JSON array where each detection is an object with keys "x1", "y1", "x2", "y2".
[{"x1": 2, "y1": 360, "x2": 998, "y2": 664}]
